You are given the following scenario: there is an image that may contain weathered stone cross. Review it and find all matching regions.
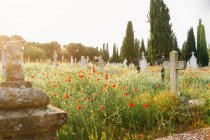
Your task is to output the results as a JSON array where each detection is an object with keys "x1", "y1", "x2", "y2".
[{"x1": 163, "y1": 51, "x2": 186, "y2": 96}]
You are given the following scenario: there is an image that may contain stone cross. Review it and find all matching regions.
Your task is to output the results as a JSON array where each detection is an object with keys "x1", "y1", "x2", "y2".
[
  {"x1": 62, "y1": 55, "x2": 64, "y2": 63},
  {"x1": 53, "y1": 52, "x2": 58, "y2": 67},
  {"x1": 163, "y1": 51, "x2": 186, "y2": 95},
  {"x1": 80, "y1": 56, "x2": 85, "y2": 69},
  {"x1": 70, "y1": 56, "x2": 74, "y2": 65}
]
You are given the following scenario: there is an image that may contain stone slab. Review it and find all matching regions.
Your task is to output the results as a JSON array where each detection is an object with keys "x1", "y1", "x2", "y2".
[
  {"x1": 0, "y1": 88, "x2": 49, "y2": 109},
  {"x1": 0, "y1": 105, "x2": 68, "y2": 139}
]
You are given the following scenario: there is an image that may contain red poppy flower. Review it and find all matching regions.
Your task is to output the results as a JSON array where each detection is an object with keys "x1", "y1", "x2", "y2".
[
  {"x1": 156, "y1": 84, "x2": 160, "y2": 87},
  {"x1": 129, "y1": 102, "x2": 134, "y2": 107},
  {"x1": 104, "y1": 84, "x2": 108, "y2": 87},
  {"x1": 97, "y1": 78, "x2": 100, "y2": 81},
  {"x1": 64, "y1": 94, "x2": 69, "y2": 99},
  {"x1": 208, "y1": 84, "x2": 210, "y2": 87},
  {"x1": 143, "y1": 104, "x2": 149, "y2": 108},
  {"x1": 31, "y1": 76, "x2": 35, "y2": 78},
  {"x1": 77, "y1": 105, "x2": 82, "y2": 110},
  {"x1": 80, "y1": 75, "x2": 84, "y2": 78},
  {"x1": 53, "y1": 83, "x2": 57, "y2": 88},
  {"x1": 53, "y1": 93, "x2": 56, "y2": 97},
  {"x1": 100, "y1": 105, "x2": 105, "y2": 110},
  {"x1": 124, "y1": 92, "x2": 129, "y2": 96},
  {"x1": 112, "y1": 84, "x2": 116, "y2": 88}
]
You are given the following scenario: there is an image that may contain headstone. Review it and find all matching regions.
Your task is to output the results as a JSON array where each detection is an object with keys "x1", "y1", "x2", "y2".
[
  {"x1": 163, "y1": 51, "x2": 186, "y2": 95},
  {"x1": 62, "y1": 55, "x2": 64, "y2": 63},
  {"x1": 139, "y1": 52, "x2": 147, "y2": 71},
  {"x1": 187, "y1": 52, "x2": 198, "y2": 69},
  {"x1": 0, "y1": 41, "x2": 67, "y2": 139},
  {"x1": 53, "y1": 52, "x2": 58, "y2": 67},
  {"x1": 123, "y1": 59, "x2": 127, "y2": 69},
  {"x1": 80, "y1": 56, "x2": 85, "y2": 69},
  {"x1": 70, "y1": 56, "x2": 74, "y2": 65},
  {"x1": 74, "y1": 58, "x2": 77, "y2": 65},
  {"x1": 98, "y1": 55, "x2": 104, "y2": 72}
]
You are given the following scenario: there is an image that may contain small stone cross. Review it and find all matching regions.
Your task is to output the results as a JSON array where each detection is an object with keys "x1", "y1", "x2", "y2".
[{"x1": 163, "y1": 51, "x2": 186, "y2": 95}]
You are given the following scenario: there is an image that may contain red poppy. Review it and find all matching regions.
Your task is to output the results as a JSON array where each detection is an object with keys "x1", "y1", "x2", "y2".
[
  {"x1": 80, "y1": 75, "x2": 84, "y2": 78},
  {"x1": 156, "y1": 84, "x2": 160, "y2": 87},
  {"x1": 124, "y1": 92, "x2": 129, "y2": 96},
  {"x1": 77, "y1": 105, "x2": 82, "y2": 110},
  {"x1": 112, "y1": 84, "x2": 116, "y2": 88},
  {"x1": 64, "y1": 94, "x2": 69, "y2": 99},
  {"x1": 53, "y1": 83, "x2": 57, "y2": 88},
  {"x1": 97, "y1": 78, "x2": 100, "y2": 81},
  {"x1": 66, "y1": 78, "x2": 71, "y2": 82},
  {"x1": 129, "y1": 102, "x2": 134, "y2": 107},
  {"x1": 100, "y1": 105, "x2": 105, "y2": 110},
  {"x1": 104, "y1": 84, "x2": 108, "y2": 87},
  {"x1": 208, "y1": 84, "x2": 210, "y2": 87},
  {"x1": 143, "y1": 104, "x2": 149, "y2": 108},
  {"x1": 53, "y1": 93, "x2": 56, "y2": 97},
  {"x1": 31, "y1": 76, "x2": 35, "y2": 78},
  {"x1": 137, "y1": 133, "x2": 143, "y2": 139}
]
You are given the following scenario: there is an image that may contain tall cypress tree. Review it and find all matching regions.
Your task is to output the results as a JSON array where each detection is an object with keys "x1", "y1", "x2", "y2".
[
  {"x1": 148, "y1": 0, "x2": 174, "y2": 63},
  {"x1": 111, "y1": 43, "x2": 117, "y2": 62},
  {"x1": 173, "y1": 36, "x2": 181, "y2": 59},
  {"x1": 134, "y1": 38, "x2": 140, "y2": 58},
  {"x1": 181, "y1": 41, "x2": 188, "y2": 61},
  {"x1": 197, "y1": 19, "x2": 209, "y2": 66},
  {"x1": 185, "y1": 28, "x2": 196, "y2": 61},
  {"x1": 120, "y1": 21, "x2": 135, "y2": 63},
  {"x1": 140, "y1": 38, "x2": 146, "y2": 58}
]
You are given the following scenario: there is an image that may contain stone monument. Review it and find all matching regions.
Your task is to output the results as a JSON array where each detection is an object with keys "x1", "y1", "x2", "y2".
[
  {"x1": 163, "y1": 51, "x2": 186, "y2": 96},
  {"x1": 139, "y1": 52, "x2": 147, "y2": 71},
  {"x1": 123, "y1": 59, "x2": 127, "y2": 69},
  {"x1": 53, "y1": 52, "x2": 58, "y2": 67},
  {"x1": 187, "y1": 52, "x2": 198, "y2": 69},
  {"x1": 0, "y1": 41, "x2": 67, "y2": 139},
  {"x1": 0, "y1": 42, "x2": 6, "y2": 81}
]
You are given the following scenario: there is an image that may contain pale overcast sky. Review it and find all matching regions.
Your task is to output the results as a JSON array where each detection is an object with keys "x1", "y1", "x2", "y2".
[{"x1": 0, "y1": 0, "x2": 209, "y2": 50}]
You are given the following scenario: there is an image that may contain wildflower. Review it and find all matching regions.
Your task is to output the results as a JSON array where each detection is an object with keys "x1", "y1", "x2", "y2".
[
  {"x1": 208, "y1": 84, "x2": 210, "y2": 87},
  {"x1": 31, "y1": 76, "x2": 35, "y2": 78},
  {"x1": 143, "y1": 104, "x2": 149, "y2": 108},
  {"x1": 129, "y1": 102, "x2": 134, "y2": 107},
  {"x1": 104, "y1": 84, "x2": 108, "y2": 87},
  {"x1": 100, "y1": 105, "x2": 105, "y2": 110},
  {"x1": 112, "y1": 84, "x2": 116, "y2": 88},
  {"x1": 80, "y1": 75, "x2": 84, "y2": 78},
  {"x1": 156, "y1": 84, "x2": 160, "y2": 87},
  {"x1": 53, "y1": 83, "x2": 57, "y2": 88},
  {"x1": 124, "y1": 92, "x2": 129, "y2": 96},
  {"x1": 137, "y1": 133, "x2": 143, "y2": 139},
  {"x1": 77, "y1": 105, "x2": 82, "y2": 110},
  {"x1": 64, "y1": 94, "x2": 69, "y2": 99},
  {"x1": 53, "y1": 93, "x2": 56, "y2": 97},
  {"x1": 97, "y1": 78, "x2": 100, "y2": 81}
]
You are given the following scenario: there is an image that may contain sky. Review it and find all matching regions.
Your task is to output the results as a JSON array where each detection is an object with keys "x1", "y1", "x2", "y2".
[{"x1": 0, "y1": 0, "x2": 209, "y2": 52}]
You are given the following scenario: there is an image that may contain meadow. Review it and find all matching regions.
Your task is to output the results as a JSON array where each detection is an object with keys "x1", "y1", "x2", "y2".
[{"x1": 13, "y1": 63, "x2": 210, "y2": 139}]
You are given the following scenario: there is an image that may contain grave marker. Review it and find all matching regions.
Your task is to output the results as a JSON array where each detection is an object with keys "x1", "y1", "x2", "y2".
[
  {"x1": 1, "y1": 42, "x2": 6, "y2": 81},
  {"x1": 0, "y1": 41, "x2": 67, "y2": 139},
  {"x1": 163, "y1": 51, "x2": 186, "y2": 95},
  {"x1": 53, "y1": 51, "x2": 58, "y2": 67}
]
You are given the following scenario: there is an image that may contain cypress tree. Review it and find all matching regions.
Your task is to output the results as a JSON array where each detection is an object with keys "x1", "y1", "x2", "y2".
[
  {"x1": 148, "y1": 0, "x2": 174, "y2": 63},
  {"x1": 197, "y1": 19, "x2": 209, "y2": 66},
  {"x1": 134, "y1": 38, "x2": 140, "y2": 58},
  {"x1": 120, "y1": 21, "x2": 135, "y2": 63},
  {"x1": 185, "y1": 28, "x2": 196, "y2": 61},
  {"x1": 140, "y1": 39, "x2": 146, "y2": 58}
]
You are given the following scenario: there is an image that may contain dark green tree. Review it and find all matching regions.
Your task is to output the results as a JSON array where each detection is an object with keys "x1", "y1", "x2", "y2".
[
  {"x1": 181, "y1": 41, "x2": 188, "y2": 61},
  {"x1": 140, "y1": 39, "x2": 146, "y2": 58},
  {"x1": 120, "y1": 21, "x2": 135, "y2": 63},
  {"x1": 134, "y1": 38, "x2": 140, "y2": 58},
  {"x1": 172, "y1": 35, "x2": 181, "y2": 59},
  {"x1": 110, "y1": 43, "x2": 118, "y2": 62},
  {"x1": 148, "y1": 0, "x2": 174, "y2": 63},
  {"x1": 197, "y1": 19, "x2": 209, "y2": 66}
]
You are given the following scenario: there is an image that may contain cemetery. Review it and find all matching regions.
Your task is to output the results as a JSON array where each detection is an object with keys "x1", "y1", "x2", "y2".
[{"x1": 0, "y1": 0, "x2": 210, "y2": 139}]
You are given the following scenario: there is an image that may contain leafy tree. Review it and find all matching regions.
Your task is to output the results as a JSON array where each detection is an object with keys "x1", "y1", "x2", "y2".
[
  {"x1": 120, "y1": 21, "x2": 135, "y2": 63},
  {"x1": 24, "y1": 46, "x2": 46, "y2": 61}
]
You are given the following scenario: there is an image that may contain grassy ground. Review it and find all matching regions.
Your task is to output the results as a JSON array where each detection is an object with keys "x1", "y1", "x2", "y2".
[{"x1": 4, "y1": 63, "x2": 209, "y2": 140}]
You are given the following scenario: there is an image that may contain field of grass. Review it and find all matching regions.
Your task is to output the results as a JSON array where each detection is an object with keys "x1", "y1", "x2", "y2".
[{"x1": 7, "y1": 63, "x2": 210, "y2": 139}]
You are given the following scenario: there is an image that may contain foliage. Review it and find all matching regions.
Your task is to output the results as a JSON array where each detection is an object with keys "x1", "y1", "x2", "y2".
[
  {"x1": 120, "y1": 21, "x2": 135, "y2": 63},
  {"x1": 24, "y1": 46, "x2": 46, "y2": 61},
  {"x1": 148, "y1": 0, "x2": 174, "y2": 64},
  {"x1": 22, "y1": 63, "x2": 210, "y2": 139},
  {"x1": 197, "y1": 19, "x2": 209, "y2": 67}
]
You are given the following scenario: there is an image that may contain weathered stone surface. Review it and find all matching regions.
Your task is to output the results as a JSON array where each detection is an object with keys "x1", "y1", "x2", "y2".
[
  {"x1": 0, "y1": 105, "x2": 68, "y2": 139},
  {"x1": 1, "y1": 81, "x2": 32, "y2": 88},
  {"x1": 5, "y1": 41, "x2": 24, "y2": 81},
  {"x1": 0, "y1": 88, "x2": 49, "y2": 109}
]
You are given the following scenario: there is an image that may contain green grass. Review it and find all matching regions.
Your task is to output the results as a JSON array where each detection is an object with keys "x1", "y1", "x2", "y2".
[{"x1": 12, "y1": 63, "x2": 210, "y2": 139}]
